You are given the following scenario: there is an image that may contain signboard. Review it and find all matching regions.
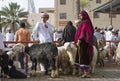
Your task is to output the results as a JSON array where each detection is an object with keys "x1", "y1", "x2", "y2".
[{"x1": 59, "y1": 21, "x2": 67, "y2": 26}]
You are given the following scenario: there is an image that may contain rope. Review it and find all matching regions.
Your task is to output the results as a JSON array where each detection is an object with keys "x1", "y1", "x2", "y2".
[{"x1": 77, "y1": 40, "x2": 81, "y2": 64}]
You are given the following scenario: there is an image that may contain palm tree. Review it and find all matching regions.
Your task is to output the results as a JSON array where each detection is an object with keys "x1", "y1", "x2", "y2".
[{"x1": 0, "y1": 2, "x2": 30, "y2": 33}]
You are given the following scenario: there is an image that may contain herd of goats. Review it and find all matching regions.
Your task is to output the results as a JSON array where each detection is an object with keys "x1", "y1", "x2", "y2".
[{"x1": 0, "y1": 40, "x2": 120, "y2": 79}]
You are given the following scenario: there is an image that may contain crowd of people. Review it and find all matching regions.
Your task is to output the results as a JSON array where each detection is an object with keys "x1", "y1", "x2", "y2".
[
  {"x1": 0, "y1": 10, "x2": 120, "y2": 79},
  {"x1": 94, "y1": 25, "x2": 120, "y2": 46}
]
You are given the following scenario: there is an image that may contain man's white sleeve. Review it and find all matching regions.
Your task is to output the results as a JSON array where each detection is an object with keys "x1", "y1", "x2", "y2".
[{"x1": 32, "y1": 22, "x2": 39, "y2": 40}]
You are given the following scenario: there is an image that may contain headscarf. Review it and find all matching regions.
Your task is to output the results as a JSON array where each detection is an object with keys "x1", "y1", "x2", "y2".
[
  {"x1": 66, "y1": 21, "x2": 74, "y2": 27},
  {"x1": 74, "y1": 10, "x2": 94, "y2": 61},
  {"x1": 62, "y1": 21, "x2": 76, "y2": 43},
  {"x1": 79, "y1": 10, "x2": 94, "y2": 33}
]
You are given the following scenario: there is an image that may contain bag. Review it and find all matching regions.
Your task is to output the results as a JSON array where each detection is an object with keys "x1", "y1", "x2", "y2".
[{"x1": 9, "y1": 66, "x2": 27, "y2": 79}]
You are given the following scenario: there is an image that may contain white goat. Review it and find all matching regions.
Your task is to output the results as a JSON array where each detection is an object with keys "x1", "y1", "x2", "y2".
[
  {"x1": 115, "y1": 42, "x2": 120, "y2": 64},
  {"x1": 55, "y1": 42, "x2": 98, "y2": 77},
  {"x1": 104, "y1": 43, "x2": 117, "y2": 61},
  {"x1": 97, "y1": 40, "x2": 107, "y2": 67},
  {"x1": 55, "y1": 42, "x2": 77, "y2": 76},
  {"x1": 90, "y1": 46, "x2": 98, "y2": 73},
  {"x1": 7, "y1": 43, "x2": 26, "y2": 68}
]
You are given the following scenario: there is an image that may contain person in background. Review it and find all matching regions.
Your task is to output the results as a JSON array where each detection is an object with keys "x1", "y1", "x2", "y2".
[
  {"x1": 53, "y1": 28, "x2": 63, "y2": 45},
  {"x1": 32, "y1": 13, "x2": 53, "y2": 72},
  {"x1": 15, "y1": 22, "x2": 30, "y2": 71},
  {"x1": 53, "y1": 29, "x2": 58, "y2": 41},
  {"x1": 0, "y1": 31, "x2": 5, "y2": 55},
  {"x1": 105, "y1": 25, "x2": 113, "y2": 42},
  {"x1": 62, "y1": 21, "x2": 76, "y2": 44},
  {"x1": 100, "y1": 30, "x2": 106, "y2": 46},
  {"x1": 117, "y1": 29, "x2": 120, "y2": 40},
  {"x1": 94, "y1": 28, "x2": 101, "y2": 40},
  {"x1": 74, "y1": 10, "x2": 94, "y2": 78},
  {"x1": 5, "y1": 28, "x2": 14, "y2": 41},
  {"x1": 116, "y1": 29, "x2": 120, "y2": 42},
  {"x1": 94, "y1": 26, "x2": 98, "y2": 32},
  {"x1": 102, "y1": 27, "x2": 107, "y2": 41},
  {"x1": 75, "y1": 19, "x2": 80, "y2": 30}
]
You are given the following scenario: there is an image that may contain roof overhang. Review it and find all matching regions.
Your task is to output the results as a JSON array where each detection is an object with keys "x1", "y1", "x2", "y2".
[{"x1": 92, "y1": 0, "x2": 120, "y2": 14}]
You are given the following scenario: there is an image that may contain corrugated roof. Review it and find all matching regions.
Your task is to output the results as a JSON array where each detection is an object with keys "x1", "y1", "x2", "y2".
[{"x1": 92, "y1": 0, "x2": 120, "y2": 14}]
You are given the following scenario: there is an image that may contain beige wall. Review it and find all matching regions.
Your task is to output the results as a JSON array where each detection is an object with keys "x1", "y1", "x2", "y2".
[
  {"x1": 54, "y1": 0, "x2": 78, "y2": 29},
  {"x1": 27, "y1": 0, "x2": 78, "y2": 30},
  {"x1": 27, "y1": 13, "x2": 41, "y2": 26}
]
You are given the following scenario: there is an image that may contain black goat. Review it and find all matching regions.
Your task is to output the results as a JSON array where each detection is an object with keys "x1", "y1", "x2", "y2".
[
  {"x1": 0, "y1": 51, "x2": 9, "y2": 78},
  {"x1": 25, "y1": 42, "x2": 58, "y2": 77}
]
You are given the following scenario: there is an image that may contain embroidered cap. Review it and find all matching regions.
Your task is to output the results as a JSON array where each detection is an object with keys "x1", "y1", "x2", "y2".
[{"x1": 41, "y1": 13, "x2": 49, "y2": 18}]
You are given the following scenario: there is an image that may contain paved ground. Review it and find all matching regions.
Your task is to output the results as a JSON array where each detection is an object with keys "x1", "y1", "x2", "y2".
[{"x1": 1, "y1": 61, "x2": 120, "y2": 81}]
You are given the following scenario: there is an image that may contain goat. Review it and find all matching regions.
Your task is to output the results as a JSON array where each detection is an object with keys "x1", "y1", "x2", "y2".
[
  {"x1": 55, "y1": 42, "x2": 77, "y2": 77},
  {"x1": 25, "y1": 42, "x2": 58, "y2": 78}
]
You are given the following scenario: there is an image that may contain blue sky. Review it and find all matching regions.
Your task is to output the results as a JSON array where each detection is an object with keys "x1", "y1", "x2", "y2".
[{"x1": 0, "y1": 0, "x2": 54, "y2": 13}]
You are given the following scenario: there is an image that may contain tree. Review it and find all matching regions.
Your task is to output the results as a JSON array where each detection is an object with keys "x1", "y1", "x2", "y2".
[
  {"x1": 76, "y1": 0, "x2": 88, "y2": 19},
  {"x1": 76, "y1": 0, "x2": 80, "y2": 19},
  {"x1": 0, "y1": 2, "x2": 30, "y2": 33},
  {"x1": 80, "y1": 0, "x2": 88, "y2": 9}
]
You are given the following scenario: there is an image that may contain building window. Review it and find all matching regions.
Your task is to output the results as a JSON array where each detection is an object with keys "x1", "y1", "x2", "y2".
[
  {"x1": 60, "y1": 0, "x2": 66, "y2": 5},
  {"x1": 47, "y1": 10, "x2": 54, "y2": 13},
  {"x1": 93, "y1": 12, "x2": 99, "y2": 18},
  {"x1": 96, "y1": 0, "x2": 101, "y2": 3},
  {"x1": 60, "y1": 13, "x2": 67, "y2": 19}
]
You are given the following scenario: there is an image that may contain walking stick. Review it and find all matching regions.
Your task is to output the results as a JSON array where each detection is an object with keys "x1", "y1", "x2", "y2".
[
  {"x1": 77, "y1": 40, "x2": 81, "y2": 64},
  {"x1": 74, "y1": 40, "x2": 81, "y2": 67}
]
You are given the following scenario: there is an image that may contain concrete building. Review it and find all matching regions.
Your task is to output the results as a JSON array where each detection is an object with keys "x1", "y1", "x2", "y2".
[
  {"x1": 85, "y1": 0, "x2": 120, "y2": 29},
  {"x1": 27, "y1": 13, "x2": 41, "y2": 26},
  {"x1": 54, "y1": 0, "x2": 79, "y2": 29},
  {"x1": 54, "y1": 0, "x2": 120, "y2": 29},
  {"x1": 28, "y1": 0, "x2": 79, "y2": 30},
  {"x1": 27, "y1": 0, "x2": 120, "y2": 30}
]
